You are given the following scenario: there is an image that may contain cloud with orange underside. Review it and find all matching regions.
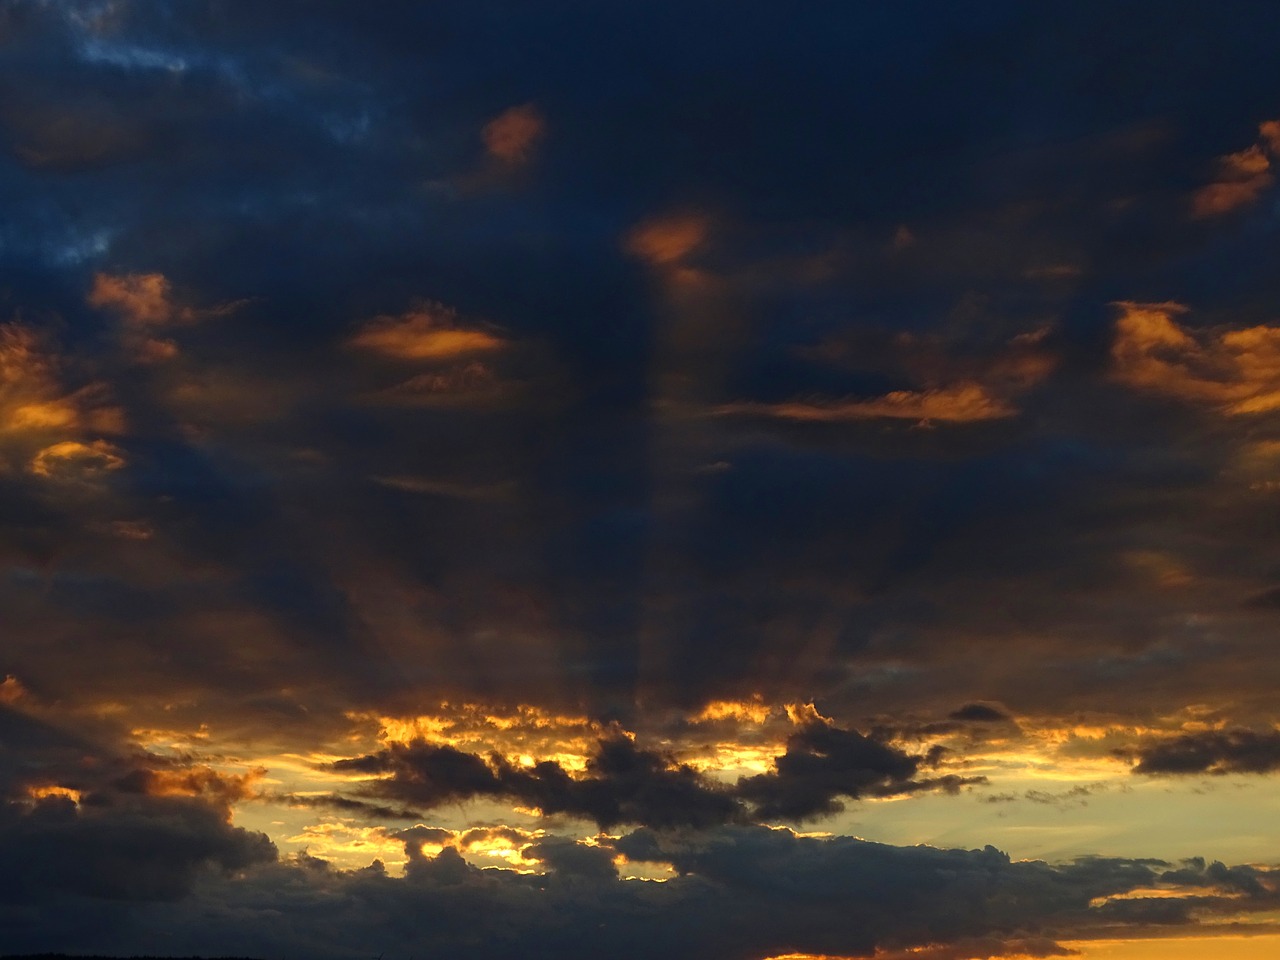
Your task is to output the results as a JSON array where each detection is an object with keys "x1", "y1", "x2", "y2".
[
  {"x1": 88, "y1": 271, "x2": 244, "y2": 363},
  {"x1": 0, "y1": 324, "x2": 125, "y2": 475},
  {"x1": 1110, "y1": 301, "x2": 1280, "y2": 414},
  {"x1": 624, "y1": 213, "x2": 710, "y2": 267},
  {"x1": 1191, "y1": 119, "x2": 1280, "y2": 218},
  {"x1": 349, "y1": 302, "x2": 507, "y2": 361},
  {"x1": 483, "y1": 103, "x2": 546, "y2": 165},
  {"x1": 719, "y1": 328, "x2": 1054, "y2": 426},
  {"x1": 28, "y1": 438, "x2": 126, "y2": 479},
  {"x1": 720, "y1": 381, "x2": 1017, "y2": 424}
]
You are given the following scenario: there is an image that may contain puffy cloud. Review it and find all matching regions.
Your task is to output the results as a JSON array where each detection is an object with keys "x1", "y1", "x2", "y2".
[
  {"x1": 334, "y1": 733, "x2": 743, "y2": 830},
  {"x1": 737, "y1": 709, "x2": 977, "y2": 820},
  {"x1": 949, "y1": 703, "x2": 1013, "y2": 723},
  {"x1": 1120, "y1": 728, "x2": 1280, "y2": 775},
  {"x1": 87, "y1": 272, "x2": 242, "y2": 363},
  {"x1": 483, "y1": 103, "x2": 546, "y2": 165},
  {"x1": 0, "y1": 794, "x2": 276, "y2": 903},
  {"x1": 1110, "y1": 302, "x2": 1280, "y2": 414},
  {"x1": 87, "y1": 272, "x2": 191, "y2": 329},
  {"x1": 6, "y1": 821, "x2": 1273, "y2": 960},
  {"x1": 331, "y1": 713, "x2": 976, "y2": 829}
]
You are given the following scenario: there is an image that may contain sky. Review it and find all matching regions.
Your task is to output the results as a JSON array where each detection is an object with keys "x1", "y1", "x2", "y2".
[{"x1": 3, "y1": 2, "x2": 1280, "y2": 958}]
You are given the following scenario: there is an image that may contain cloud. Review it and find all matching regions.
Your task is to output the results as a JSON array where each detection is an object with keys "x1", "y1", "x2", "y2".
[
  {"x1": 1191, "y1": 119, "x2": 1280, "y2": 218},
  {"x1": 719, "y1": 382, "x2": 1017, "y2": 424},
  {"x1": 1110, "y1": 301, "x2": 1280, "y2": 414},
  {"x1": 349, "y1": 302, "x2": 507, "y2": 360},
  {"x1": 88, "y1": 272, "x2": 192, "y2": 328},
  {"x1": 331, "y1": 712, "x2": 977, "y2": 829},
  {"x1": 1120, "y1": 728, "x2": 1280, "y2": 775},
  {"x1": 718, "y1": 327, "x2": 1055, "y2": 427},
  {"x1": 1191, "y1": 146, "x2": 1273, "y2": 218},
  {"x1": 8, "y1": 820, "x2": 1272, "y2": 960},
  {"x1": 334, "y1": 733, "x2": 743, "y2": 830},
  {"x1": 28, "y1": 439, "x2": 126, "y2": 479},
  {"x1": 0, "y1": 324, "x2": 122, "y2": 439},
  {"x1": 737, "y1": 708, "x2": 978, "y2": 820},
  {"x1": 949, "y1": 703, "x2": 1013, "y2": 723},
  {"x1": 625, "y1": 214, "x2": 710, "y2": 267},
  {"x1": 483, "y1": 103, "x2": 546, "y2": 165},
  {"x1": 0, "y1": 794, "x2": 276, "y2": 903},
  {"x1": 87, "y1": 272, "x2": 243, "y2": 363}
]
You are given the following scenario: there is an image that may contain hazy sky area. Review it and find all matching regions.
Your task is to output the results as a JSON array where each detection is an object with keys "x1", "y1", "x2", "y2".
[{"x1": 4, "y1": 2, "x2": 1280, "y2": 958}]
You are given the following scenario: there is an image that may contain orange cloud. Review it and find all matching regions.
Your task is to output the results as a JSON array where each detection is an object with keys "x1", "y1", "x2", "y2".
[
  {"x1": 349, "y1": 303, "x2": 507, "y2": 360},
  {"x1": 1261, "y1": 119, "x2": 1280, "y2": 157},
  {"x1": 88, "y1": 272, "x2": 191, "y2": 328},
  {"x1": 1110, "y1": 301, "x2": 1280, "y2": 414},
  {"x1": 88, "y1": 272, "x2": 243, "y2": 363},
  {"x1": 29, "y1": 439, "x2": 126, "y2": 478},
  {"x1": 1191, "y1": 120, "x2": 1280, "y2": 218},
  {"x1": 0, "y1": 323, "x2": 124, "y2": 438},
  {"x1": 720, "y1": 382, "x2": 1017, "y2": 424},
  {"x1": 624, "y1": 214, "x2": 710, "y2": 266},
  {"x1": 128, "y1": 765, "x2": 265, "y2": 806},
  {"x1": 482, "y1": 103, "x2": 546, "y2": 164}
]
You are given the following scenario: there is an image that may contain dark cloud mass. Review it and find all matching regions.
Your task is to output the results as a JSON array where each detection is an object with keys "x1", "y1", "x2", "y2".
[
  {"x1": 4, "y1": 0, "x2": 1280, "y2": 956},
  {"x1": 1124, "y1": 728, "x2": 1280, "y2": 775},
  {"x1": 332, "y1": 717, "x2": 978, "y2": 829}
]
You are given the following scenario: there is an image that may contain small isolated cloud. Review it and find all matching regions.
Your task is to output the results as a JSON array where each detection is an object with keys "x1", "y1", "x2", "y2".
[
  {"x1": 625, "y1": 214, "x2": 710, "y2": 267},
  {"x1": 949, "y1": 703, "x2": 1013, "y2": 723},
  {"x1": 1110, "y1": 301, "x2": 1280, "y2": 414},
  {"x1": 88, "y1": 272, "x2": 191, "y2": 328},
  {"x1": 1191, "y1": 119, "x2": 1280, "y2": 218},
  {"x1": 349, "y1": 302, "x2": 507, "y2": 361},
  {"x1": 482, "y1": 103, "x2": 546, "y2": 165},
  {"x1": 28, "y1": 439, "x2": 126, "y2": 479}
]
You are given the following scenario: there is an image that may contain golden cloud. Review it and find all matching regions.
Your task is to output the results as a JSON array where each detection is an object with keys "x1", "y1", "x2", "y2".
[
  {"x1": 0, "y1": 323, "x2": 124, "y2": 440},
  {"x1": 28, "y1": 439, "x2": 127, "y2": 478},
  {"x1": 1110, "y1": 301, "x2": 1280, "y2": 414},
  {"x1": 483, "y1": 103, "x2": 546, "y2": 165},
  {"x1": 349, "y1": 303, "x2": 507, "y2": 360},
  {"x1": 1191, "y1": 120, "x2": 1280, "y2": 218}
]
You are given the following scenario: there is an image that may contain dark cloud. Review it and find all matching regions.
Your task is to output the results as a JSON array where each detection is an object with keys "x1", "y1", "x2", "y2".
[
  {"x1": 1122, "y1": 728, "x2": 1280, "y2": 775},
  {"x1": 0, "y1": 794, "x2": 275, "y2": 903},
  {"x1": 949, "y1": 702, "x2": 1013, "y2": 722},
  {"x1": 3, "y1": 0, "x2": 1280, "y2": 954},
  {"x1": 333, "y1": 717, "x2": 979, "y2": 829},
  {"x1": 4, "y1": 824, "x2": 1275, "y2": 960},
  {"x1": 333, "y1": 734, "x2": 743, "y2": 830}
]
